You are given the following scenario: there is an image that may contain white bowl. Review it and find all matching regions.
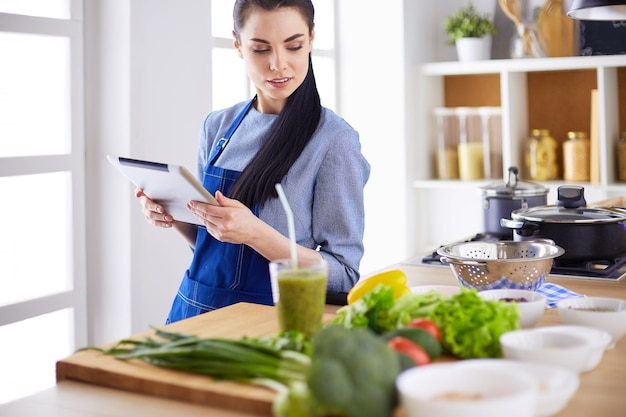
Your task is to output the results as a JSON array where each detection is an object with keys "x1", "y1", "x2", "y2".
[
  {"x1": 410, "y1": 284, "x2": 461, "y2": 297},
  {"x1": 499, "y1": 329, "x2": 592, "y2": 374},
  {"x1": 397, "y1": 362, "x2": 536, "y2": 417},
  {"x1": 557, "y1": 297, "x2": 626, "y2": 347},
  {"x1": 457, "y1": 359, "x2": 579, "y2": 417},
  {"x1": 535, "y1": 325, "x2": 612, "y2": 371},
  {"x1": 478, "y1": 289, "x2": 546, "y2": 328}
]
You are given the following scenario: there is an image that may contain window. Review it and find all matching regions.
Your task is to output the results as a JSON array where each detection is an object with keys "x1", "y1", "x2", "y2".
[
  {"x1": 0, "y1": 0, "x2": 337, "y2": 404},
  {"x1": 0, "y1": 0, "x2": 87, "y2": 404}
]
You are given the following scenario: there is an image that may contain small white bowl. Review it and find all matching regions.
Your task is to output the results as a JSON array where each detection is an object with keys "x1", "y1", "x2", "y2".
[
  {"x1": 535, "y1": 325, "x2": 612, "y2": 372},
  {"x1": 478, "y1": 289, "x2": 546, "y2": 328},
  {"x1": 499, "y1": 329, "x2": 591, "y2": 374},
  {"x1": 397, "y1": 362, "x2": 536, "y2": 417},
  {"x1": 410, "y1": 285, "x2": 461, "y2": 297},
  {"x1": 457, "y1": 359, "x2": 579, "y2": 417},
  {"x1": 557, "y1": 297, "x2": 626, "y2": 347}
]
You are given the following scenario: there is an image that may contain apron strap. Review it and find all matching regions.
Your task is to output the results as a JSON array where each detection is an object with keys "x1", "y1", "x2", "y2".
[{"x1": 209, "y1": 97, "x2": 256, "y2": 166}]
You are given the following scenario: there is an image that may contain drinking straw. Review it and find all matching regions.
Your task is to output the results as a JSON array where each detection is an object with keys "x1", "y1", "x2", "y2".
[{"x1": 275, "y1": 183, "x2": 298, "y2": 269}]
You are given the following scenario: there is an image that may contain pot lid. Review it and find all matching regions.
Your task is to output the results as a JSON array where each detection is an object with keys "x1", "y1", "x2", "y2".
[
  {"x1": 481, "y1": 167, "x2": 549, "y2": 197},
  {"x1": 511, "y1": 205, "x2": 626, "y2": 224},
  {"x1": 511, "y1": 185, "x2": 626, "y2": 224}
]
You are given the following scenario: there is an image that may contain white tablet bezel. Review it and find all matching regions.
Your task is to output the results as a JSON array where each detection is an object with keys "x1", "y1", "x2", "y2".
[{"x1": 107, "y1": 155, "x2": 218, "y2": 225}]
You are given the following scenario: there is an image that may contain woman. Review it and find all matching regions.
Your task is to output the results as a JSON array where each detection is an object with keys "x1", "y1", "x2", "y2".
[{"x1": 136, "y1": 0, "x2": 370, "y2": 323}]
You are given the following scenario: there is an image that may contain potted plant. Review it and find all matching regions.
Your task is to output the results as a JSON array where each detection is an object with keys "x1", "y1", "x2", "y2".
[{"x1": 445, "y1": 3, "x2": 496, "y2": 62}]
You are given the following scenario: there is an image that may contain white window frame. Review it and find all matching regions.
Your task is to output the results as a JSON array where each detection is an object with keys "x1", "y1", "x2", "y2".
[{"x1": 0, "y1": 0, "x2": 87, "y2": 361}]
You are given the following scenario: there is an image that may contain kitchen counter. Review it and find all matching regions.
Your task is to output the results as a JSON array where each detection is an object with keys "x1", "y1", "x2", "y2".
[{"x1": 2, "y1": 263, "x2": 625, "y2": 416}]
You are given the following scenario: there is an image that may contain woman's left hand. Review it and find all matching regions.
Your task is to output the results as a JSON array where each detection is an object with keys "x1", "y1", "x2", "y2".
[{"x1": 187, "y1": 191, "x2": 262, "y2": 245}]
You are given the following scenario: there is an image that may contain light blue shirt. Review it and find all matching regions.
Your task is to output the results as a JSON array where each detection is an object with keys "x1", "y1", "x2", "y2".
[{"x1": 196, "y1": 101, "x2": 371, "y2": 293}]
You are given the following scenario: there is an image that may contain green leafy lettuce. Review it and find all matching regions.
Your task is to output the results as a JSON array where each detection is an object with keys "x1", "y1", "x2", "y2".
[
  {"x1": 428, "y1": 288, "x2": 520, "y2": 359},
  {"x1": 331, "y1": 284, "x2": 444, "y2": 333}
]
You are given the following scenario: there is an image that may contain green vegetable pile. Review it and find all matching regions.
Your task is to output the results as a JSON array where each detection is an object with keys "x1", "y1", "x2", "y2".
[
  {"x1": 91, "y1": 326, "x2": 403, "y2": 417},
  {"x1": 88, "y1": 284, "x2": 519, "y2": 417},
  {"x1": 332, "y1": 284, "x2": 520, "y2": 359}
]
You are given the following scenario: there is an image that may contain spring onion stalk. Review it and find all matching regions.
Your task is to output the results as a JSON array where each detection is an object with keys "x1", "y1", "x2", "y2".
[{"x1": 92, "y1": 329, "x2": 311, "y2": 387}]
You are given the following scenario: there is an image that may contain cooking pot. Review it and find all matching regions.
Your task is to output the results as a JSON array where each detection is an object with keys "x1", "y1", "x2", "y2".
[
  {"x1": 480, "y1": 167, "x2": 549, "y2": 238},
  {"x1": 500, "y1": 185, "x2": 626, "y2": 261}
]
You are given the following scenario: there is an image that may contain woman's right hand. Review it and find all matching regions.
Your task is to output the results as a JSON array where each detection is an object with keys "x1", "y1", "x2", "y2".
[{"x1": 135, "y1": 188, "x2": 174, "y2": 228}]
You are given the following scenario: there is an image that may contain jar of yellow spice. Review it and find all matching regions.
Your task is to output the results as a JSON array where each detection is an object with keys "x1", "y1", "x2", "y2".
[
  {"x1": 526, "y1": 129, "x2": 559, "y2": 181},
  {"x1": 563, "y1": 131, "x2": 590, "y2": 182}
]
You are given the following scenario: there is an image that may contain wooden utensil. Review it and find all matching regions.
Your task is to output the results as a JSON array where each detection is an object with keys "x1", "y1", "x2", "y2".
[
  {"x1": 498, "y1": 0, "x2": 546, "y2": 58},
  {"x1": 588, "y1": 197, "x2": 626, "y2": 208},
  {"x1": 536, "y1": 0, "x2": 576, "y2": 57}
]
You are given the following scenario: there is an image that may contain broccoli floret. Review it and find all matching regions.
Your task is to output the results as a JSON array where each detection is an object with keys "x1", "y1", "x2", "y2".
[{"x1": 305, "y1": 325, "x2": 402, "y2": 417}]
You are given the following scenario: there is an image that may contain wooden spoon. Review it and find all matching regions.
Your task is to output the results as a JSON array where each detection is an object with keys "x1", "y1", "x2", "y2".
[
  {"x1": 498, "y1": 0, "x2": 544, "y2": 57},
  {"x1": 498, "y1": 0, "x2": 523, "y2": 25}
]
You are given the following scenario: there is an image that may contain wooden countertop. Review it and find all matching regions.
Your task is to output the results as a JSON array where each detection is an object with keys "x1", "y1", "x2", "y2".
[{"x1": 2, "y1": 263, "x2": 625, "y2": 416}]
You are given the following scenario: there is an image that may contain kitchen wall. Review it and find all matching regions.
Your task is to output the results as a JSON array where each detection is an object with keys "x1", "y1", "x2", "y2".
[
  {"x1": 84, "y1": 0, "x2": 498, "y2": 344},
  {"x1": 85, "y1": 0, "x2": 209, "y2": 343}
]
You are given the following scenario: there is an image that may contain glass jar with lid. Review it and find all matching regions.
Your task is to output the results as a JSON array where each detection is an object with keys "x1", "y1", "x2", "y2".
[
  {"x1": 525, "y1": 128, "x2": 558, "y2": 181},
  {"x1": 456, "y1": 107, "x2": 484, "y2": 180},
  {"x1": 563, "y1": 131, "x2": 590, "y2": 182},
  {"x1": 433, "y1": 107, "x2": 460, "y2": 180}
]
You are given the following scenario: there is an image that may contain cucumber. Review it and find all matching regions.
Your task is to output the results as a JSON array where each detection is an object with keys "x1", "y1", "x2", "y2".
[
  {"x1": 396, "y1": 351, "x2": 417, "y2": 371},
  {"x1": 383, "y1": 327, "x2": 442, "y2": 360}
]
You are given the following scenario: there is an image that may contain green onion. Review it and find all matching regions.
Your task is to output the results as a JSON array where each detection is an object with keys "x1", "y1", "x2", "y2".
[{"x1": 91, "y1": 329, "x2": 311, "y2": 387}]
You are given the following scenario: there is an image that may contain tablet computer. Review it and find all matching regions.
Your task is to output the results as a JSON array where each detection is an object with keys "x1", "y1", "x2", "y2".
[{"x1": 107, "y1": 155, "x2": 218, "y2": 225}]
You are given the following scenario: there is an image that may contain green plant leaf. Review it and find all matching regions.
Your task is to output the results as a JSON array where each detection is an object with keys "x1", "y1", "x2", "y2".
[{"x1": 444, "y1": 3, "x2": 496, "y2": 45}]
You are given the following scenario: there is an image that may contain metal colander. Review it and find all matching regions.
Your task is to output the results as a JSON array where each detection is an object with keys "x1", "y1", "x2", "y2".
[{"x1": 436, "y1": 240, "x2": 565, "y2": 291}]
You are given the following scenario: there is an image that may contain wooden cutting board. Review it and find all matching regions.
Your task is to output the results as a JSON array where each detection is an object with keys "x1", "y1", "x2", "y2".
[{"x1": 57, "y1": 303, "x2": 335, "y2": 415}]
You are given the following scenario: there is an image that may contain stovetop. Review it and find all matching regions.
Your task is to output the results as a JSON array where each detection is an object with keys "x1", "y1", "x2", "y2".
[{"x1": 416, "y1": 233, "x2": 626, "y2": 281}]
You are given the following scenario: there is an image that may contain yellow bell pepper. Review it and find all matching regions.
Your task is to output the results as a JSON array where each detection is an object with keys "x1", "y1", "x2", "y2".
[{"x1": 347, "y1": 269, "x2": 411, "y2": 305}]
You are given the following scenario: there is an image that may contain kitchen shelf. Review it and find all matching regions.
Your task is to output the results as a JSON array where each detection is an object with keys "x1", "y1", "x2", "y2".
[
  {"x1": 422, "y1": 55, "x2": 626, "y2": 75},
  {"x1": 419, "y1": 55, "x2": 626, "y2": 184},
  {"x1": 411, "y1": 55, "x2": 626, "y2": 254}
]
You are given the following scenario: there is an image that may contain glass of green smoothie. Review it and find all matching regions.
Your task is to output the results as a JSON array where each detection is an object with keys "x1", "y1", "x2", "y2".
[{"x1": 269, "y1": 258, "x2": 328, "y2": 339}]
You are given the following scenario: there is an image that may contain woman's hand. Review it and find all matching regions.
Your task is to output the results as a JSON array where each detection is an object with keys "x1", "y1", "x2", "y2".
[
  {"x1": 189, "y1": 191, "x2": 322, "y2": 263},
  {"x1": 135, "y1": 188, "x2": 174, "y2": 228},
  {"x1": 187, "y1": 191, "x2": 262, "y2": 244}
]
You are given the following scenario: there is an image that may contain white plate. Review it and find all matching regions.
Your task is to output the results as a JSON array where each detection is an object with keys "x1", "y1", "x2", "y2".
[{"x1": 456, "y1": 359, "x2": 580, "y2": 417}]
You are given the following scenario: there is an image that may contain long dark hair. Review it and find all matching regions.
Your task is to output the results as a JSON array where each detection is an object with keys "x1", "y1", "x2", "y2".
[{"x1": 230, "y1": 0, "x2": 322, "y2": 208}]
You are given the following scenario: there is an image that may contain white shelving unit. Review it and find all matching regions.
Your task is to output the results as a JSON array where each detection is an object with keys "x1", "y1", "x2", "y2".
[{"x1": 411, "y1": 55, "x2": 626, "y2": 256}]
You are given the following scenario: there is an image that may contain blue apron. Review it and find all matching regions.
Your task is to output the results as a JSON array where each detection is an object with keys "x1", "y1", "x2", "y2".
[{"x1": 166, "y1": 98, "x2": 273, "y2": 323}]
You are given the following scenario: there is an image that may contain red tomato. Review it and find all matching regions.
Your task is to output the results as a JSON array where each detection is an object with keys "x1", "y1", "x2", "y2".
[
  {"x1": 387, "y1": 336, "x2": 431, "y2": 366},
  {"x1": 407, "y1": 318, "x2": 441, "y2": 342}
]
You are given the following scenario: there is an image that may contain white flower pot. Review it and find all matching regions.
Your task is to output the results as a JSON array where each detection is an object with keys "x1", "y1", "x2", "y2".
[{"x1": 455, "y1": 36, "x2": 491, "y2": 62}]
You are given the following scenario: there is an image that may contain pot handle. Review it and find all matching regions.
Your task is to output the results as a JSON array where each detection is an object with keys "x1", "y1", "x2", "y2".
[
  {"x1": 500, "y1": 218, "x2": 524, "y2": 229},
  {"x1": 439, "y1": 256, "x2": 488, "y2": 267},
  {"x1": 499, "y1": 218, "x2": 540, "y2": 237},
  {"x1": 505, "y1": 166, "x2": 519, "y2": 188}
]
